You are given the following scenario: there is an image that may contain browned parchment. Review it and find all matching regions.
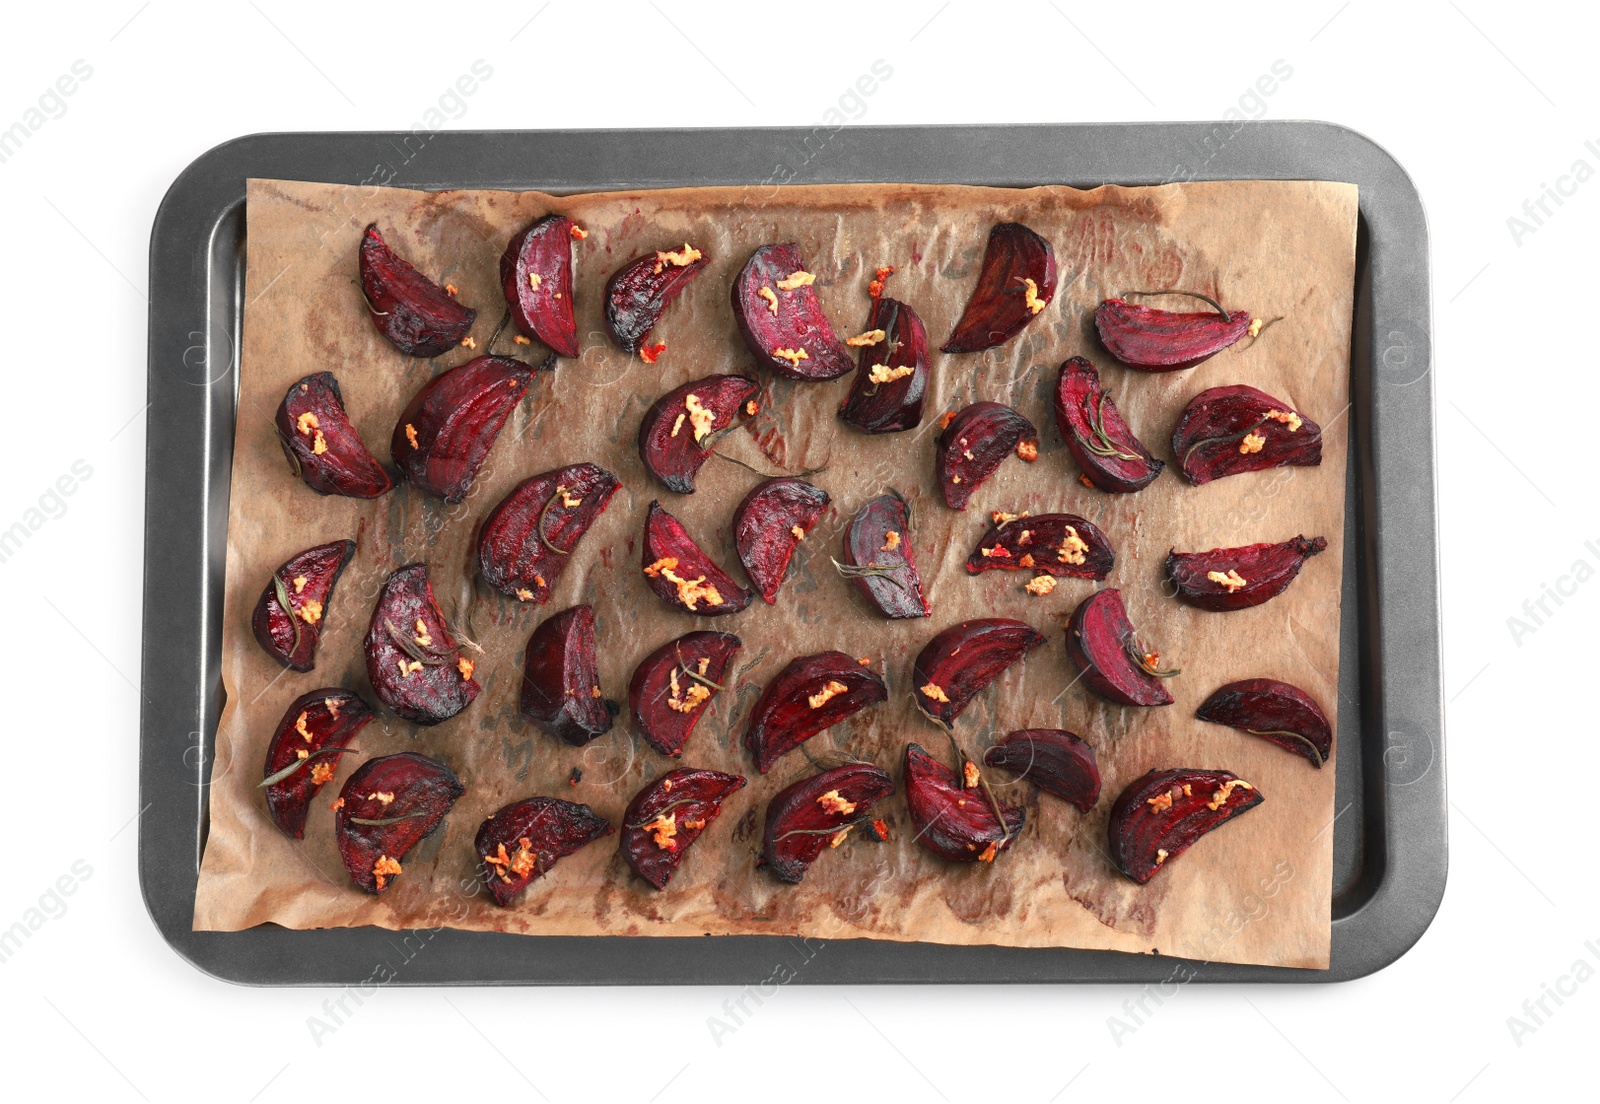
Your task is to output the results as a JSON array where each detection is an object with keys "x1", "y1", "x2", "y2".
[{"x1": 193, "y1": 177, "x2": 1357, "y2": 969}]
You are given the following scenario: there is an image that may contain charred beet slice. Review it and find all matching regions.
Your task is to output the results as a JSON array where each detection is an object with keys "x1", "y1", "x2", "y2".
[
  {"x1": 1172, "y1": 385, "x2": 1322, "y2": 486},
  {"x1": 500, "y1": 214, "x2": 580, "y2": 358},
  {"x1": 1166, "y1": 535, "x2": 1327, "y2": 612},
  {"x1": 364, "y1": 564, "x2": 481, "y2": 726},
  {"x1": 260, "y1": 688, "x2": 373, "y2": 839},
  {"x1": 733, "y1": 478, "x2": 830, "y2": 604},
  {"x1": 251, "y1": 539, "x2": 355, "y2": 671},
  {"x1": 275, "y1": 373, "x2": 392, "y2": 499},
  {"x1": 838, "y1": 490, "x2": 930, "y2": 619},
  {"x1": 838, "y1": 295, "x2": 929, "y2": 433},
  {"x1": 761, "y1": 762, "x2": 895, "y2": 883},
  {"x1": 475, "y1": 796, "x2": 613, "y2": 907},
  {"x1": 334, "y1": 752, "x2": 464, "y2": 894},
  {"x1": 641, "y1": 501, "x2": 753, "y2": 616},
  {"x1": 604, "y1": 243, "x2": 709, "y2": 355},
  {"x1": 904, "y1": 743, "x2": 1025, "y2": 863},
  {"x1": 477, "y1": 462, "x2": 621, "y2": 603},
  {"x1": 731, "y1": 243, "x2": 853, "y2": 380},
  {"x1": 621, "y1": 768, "x2": 746, "y2": 889},
  {"x1": 637, "y1": 375, "x2": 761, "y2": 494},
  {"x1": 983, "y1": 729, "x2": 1100, "y2": 812},
  {"x1": 1095, "y1": 296, "x2": 1253, "y2": 371},
  {"x1": 936, "y1": 402, "x2": 1039, "y2": 510},
  {"x1": 358, "y1": 223, "x2": 477, "y2": 357},
  {"x1": 1066, "y1": 589, "x2": 1176, "y2": 707},
  {"x1": 1107, "y1": 768, "x2": 1263, "y2": 884},
  {"x1": 392, "y1": 355, "x2": 539, "y2": 503},
  {"x1": 965, "y1": 512, "x2": 1113, "y2": 581},
  {"x1": 1053, "y1": 357, "x2": 1163, "y2": 493},
  {"x1": 912, "y1": 618, "x2": 1047, "y2": 727},
  {"x1": 941, "y1": 223, "x2": 1056, "y2": 354},
  {"x1": 1197, "y1": 678, "x2": 1333, "y2": 767},
  {"x1": 628, "y1": 631, "x2": 742, "y2": 757},
  {"x1": 743, "y1": 652, "x2": 888, "y2": 773},
  {"x1": 520, "y1": 604, "x2": 617, "y2": 746}
]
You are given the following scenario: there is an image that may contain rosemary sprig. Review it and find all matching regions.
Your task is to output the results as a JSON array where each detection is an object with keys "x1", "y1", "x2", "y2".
[
  {"x1": 1247, "y1": 728, "x2": 1325, "y2": 762},
  {"x1": 348, "y1": 811, "x2": 430, "y2": 827},
  {"x1": 538, "y1": 490, "x2": 573, "y2": 556},
  {"x1": 773, "y1": 814, "x2": 877, "y2": 843},
  {"x1": 1124, "y1": 636, "x2": 1181, "y2": 679},
  {"x1": 623, "y1": 797, "x2": 699, "y2": 830},
  {"x1": 1080, "y1": 391, "x2": 1140, "y2": 462},
  {"x1": 1123, "y1": 288, "x2": 1229, "y2": 320},
  {"x1": 673, "y1": 647, "x2": 725, "y2": 691},
  {"x1": 356, "y1": 279, "x2": 390, "y2": 317},
  {"x1": 258, "y1": 746, "x2": 358, "y2": 788},
  {"x1": 384, "y1": 619, "x2": 455, "y2": 667},
  {"x1": 831, "y1": 558, "x2": 907, "y2": 590},
  {"x1": 1180, "y1": 413, "x2": 1270, "y2": 469},
  {"x1": 273, "y1": 574, "x2": 303, "y2": 660}
]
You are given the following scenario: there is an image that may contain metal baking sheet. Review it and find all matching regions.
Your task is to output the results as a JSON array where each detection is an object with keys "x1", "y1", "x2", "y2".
[{"x1": 140, "y1": 123, "x2": 1444, "y2": 985}]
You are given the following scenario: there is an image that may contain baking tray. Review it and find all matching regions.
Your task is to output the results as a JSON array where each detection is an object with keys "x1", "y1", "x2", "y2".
[{"x1": 140, "y1": 123, "x2": 1443, "y2": 985}]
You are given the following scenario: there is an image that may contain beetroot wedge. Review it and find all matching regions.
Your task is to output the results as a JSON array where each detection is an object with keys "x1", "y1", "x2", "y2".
[
  {"x1": 838, "y1": 490, "x2": 930, "y2": 619},
  {"x1": 334, "y1": 752, "x2": 464, "y2": 894},
  {"x1": 838, "y1": 295, "x2": 929, "y2": 433},
  {"x1": 1166, "y1": 535, "x2": 1327, "y2": 612},
  {"x1": 941, "y1": 222, "x2": 1056, "y2": 354},
  {"x1": 1065, "y1": 588, "x2": 1176, "y2": 707},
  {"x1": 393, "y1": 355, "x2": 540, "y2": 502},
  {"x1": 1107, "y1": 768, "x2": 1262, "y2": 883},
  {"x1": 520, "y1": 604, "x2": 617, "y2": 746},
  {"x1": 275, "y1": 373, "x2": 392, "y2": 499},
  {"x1": 936, "y1": 402, "x2": 1039, "y2": 510},
  {"x1": 1096, "y1": 295, "x2": 1252, "y2": 371},
  {"x1": 475, "y1": 796, "x2": 613, "y2": 906},
  {"x1": 477, "y1": 462, "x2": 621, "y2": 603},
  {"x1": 637, "y1": 374, "x2": 760, "y2": 494},
  {"x1": 628, "y1": 631, "x2": 742, "y2": 757},
  {"x1": 1172, "y1": 385, "x2": 1322, "y2": 486},
  {"x1": 1197, "y1": 678, "x2": 1333, "y2": 767},
  {"x1": 912, "y1": 618, "x2": 1047, "y2": 727},
  {"x1": 364, "y1": 564, "x2": 481, "y2": 726},
  {"x1": 966, "y1": 512, "x2": 1113, "y2": 581},
  {"x1": 604, "y1": 243, "x2": 709, "y2": 355},
  {"x1": 904, "y1": 743, "x2": 1025, "y2": 863},
  {"x1": 743, "y1": 651, "x2": 888, "y2": 773},
  {"x1": 1053, "y1": 357, "x2": 1163, "y2": 493},
  {"x1": 260, "y1": 688, "x2": 372, "y2": 839},
  {"x1": 733, "y1": 478, "x2": 830, "y2": 603},
  {"x1": 358, "y1": 223, "x2": 477, "y2": 357},
  {"x1": 621, "y1": 768, "x2": 746, "y2": 889},
  {"x1": 641, "y1": 501, "x2": 753, "y2": 616},
  {"x1": 761, "y1": 762, "x2": 895, "y2": 883},
  {"x1": 731, "y1": 243, "x2": 853, "y2": 380},
  {"x1": 500, "y1": 214, "x2": 580, "y2": 358},
  {"x1": 251, "y1": 539, "x2": 355, "y2": 671},
  {"x1": 983, "y1": 729, "x2": 1100, "y2": 812}
]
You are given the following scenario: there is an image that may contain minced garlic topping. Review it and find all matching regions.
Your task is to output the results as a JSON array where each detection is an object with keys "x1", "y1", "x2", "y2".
[
  {"x1": 396, "y1": 658, "x2": 422, "y2": 678},
  {"x1": 757, "y1": 286, "x2": 779, "y2": 314},
  {"x1": 292, "y1": 575, "x2": 308, "y2": 593},
  {"x1": 829, "y1": 828, "x2": 852, "y2": 848},
  {"x1": 645, "y1": 558, "x2": 723, "y2": 610},
  {"x1": 846, "y1": 329, "x2": 886, "y2": 348},
  {"x1": 1017, "y1": 439, "x2": 1038, "y2": 462},
  {"x1": 1017, "y1": 553, "x2": 1035, "y2": 568},
  {"x1": 1018, "y1": 530, "x2": 1032, "y2": 545},
  {"x1": 297, "y1": 412, "x2": 319, "y2": 435},
  {"x1": 513, "y1": 334, "x2": 531, "y2": 345},
  {"x1": 1156, "y1": 848, "x2": 1169, "y2": 865},
  {"x1": 570, "y1": 225, "x2": 587, "y2": 240},
  {"x1": 963, "y1": 761, "x2": 980, "y2": 789},
  {"x1": 642, "y1": 813, "x2": 677, "y2": 850},
  {"x1": 458, "y1": 657, "x2": 475, "y2": 680},
  {"x1": 1239, "y1": 432, "x2": 1266, "y2": 454},
  {"x1": 527, "y1": 272, "x2": 542, "y2": 290},
  {"x1": 330, "y1": 797, "x2": 344, "y2": 811},
  {"x1": 310, "y1": 762, "x2": 335, "y2": 785},
  {"x1": 684, "y1": 393, "x2": 715, "y2": 442},
  {"x1": 1207, "y1": 569, "x2": 1247, "y2": 593},
  {"x1": 295, "y1": 711, "x2": 313, "y2": 741},
  {"x1": 515, "y1": 588, "x2": 535, "y2": 601},
  {"x1": 1265, "y1": 409, "x2": 1303, "y2": 432},
  {"x1": 372, "y1": 855, "x2": 402, "y2": 889},
  {"x1": 1207, "y1": 779, "x2": 1253, "y2": 811},
  {"x1": 557, "y1": 485, "x2": 583, "y2": 508},
  {"x1": 368, "y1": 791, "x2": 395, "y2": 806},
  {"x1": 404, "y1": 423, "x2": 419, "y2": 449},
  {"x1": 818, "y1": 790, "x2": 856, "y2": 816},
  {"x1": 413, "y1": 619, "x2": 433, "y2": 647},
  {"x1": 992, "y1": 511, "x2": 1023, "y2": 525},
  {"x1": 1247, "y1": 318, "x2": 1264, "y2": 337},
  {"x1": 461, "y1": 336, "x2": 476, "y2": 350},
  {"x1": 670, "y1": 412, "x2": 686, "y2": 437},
  {"x1": 920, "y1": 682, "x2": 950, "y2": 703},
  {"x1": 1056, "y1": 527, "x2": 1089, "y2": 566},
  {"x1": 807, "y1": 680, "x2": 849, "y2": 709},
  {"x1": 324, "y1": 697, "x2": 341, "y2": 717},
  {"x1": 311, "y1": 431, "x2": 328, "y2": 455},
  {"x1": 745, "y1": 400, "x2": 759, "y2": 416},
  {"x1": 1023, "y1": 278, "x2": 1046, "y2": 315},
  {"x1": 881, "y1": 530, "x2": 900, "y2": 553},
  {"x1": 981, "y1": 546, "x2": 1011, "y2": 558},
  {"x1": 666, "y1": 669, "x2": 711, "y2": 714},
  {"x1": 297, "y1": 600, "x2": 323, "y2": 624},
  {"x1": 1025, "y1": 575, "x2": 1056, "y2": 596},
  {"x1": 776, "y1": 270, "x2": 815, "y2": 290},
  {"x1": 978, "y1": 842, "x2": 998, "y2": 862},
  {"x1": 644, "y1": 557, "x2": 677, "y2": 577},
  {"x1": 640, "y1": 341, "x2": 666, "y2": 364},
  {"x1": 1147, "y1": 791, "x2": 1174, "y2": 813},
  {"x1": 790, "y1": 525, "x2": 805, "y2": 540},
  {"x1": 654, "y1": 243, "x2": 702, "y2": 273},
  {"x1": 868, "y1": 362, "x2": 914, "y2": 384},
  {"x1": 772, "y1": 347, "x2": 809, "y2": 369}
]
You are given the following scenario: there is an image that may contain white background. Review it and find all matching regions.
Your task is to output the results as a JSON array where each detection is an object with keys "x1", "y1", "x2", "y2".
[{"x1": 1, "y1": 1, "x2": 1587, "y2": 1099}]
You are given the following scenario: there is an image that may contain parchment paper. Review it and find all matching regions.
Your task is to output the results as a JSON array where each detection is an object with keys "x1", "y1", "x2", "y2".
[{"x1": 193, "y1": 177, "x2": 1357, "y2": 969}]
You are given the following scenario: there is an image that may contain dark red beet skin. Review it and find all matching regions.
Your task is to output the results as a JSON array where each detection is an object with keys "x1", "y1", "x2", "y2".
[
  {"x1": 1053, "y1": 357, "x2": 1163, "y2": 493},
  {"x1": 251, "y1": 539, "x2": 355, "y2": 671},
  {"x1": 733, "y1": 478, "x2": 830, "y2": 603},
  {"x1": 1095, "y1": 297, "x2": 1253, "y2": 371},
  {"x1": 501, "y1": 214, "x2": 580, "y2": 358},
  {"x1": 761, "y1": 762, "x2": 895, "y2": 883},
  {"x1": 637, "y1": 374, "x2": 760, "y2": 494},
  {"x1": 838, "y1": 295, "x2": 929, "y2": 433},
  {"x1": 275, "y1": 373, "x2": 393, "y2": 499},
  {"x1": 260, "y1": 688, "x2": 373, "y2": 839},
  {"x1": 621, "y1": 768, "x2": 746, "y2": 889},
  {"x1": 335, "y1": 752, "x2": 464, "y2": 894},
  {"x1": 1065, "y1": 589, "x2": 1176, "y2": 707},
  {"x1": 641, "y1": 501, "x2": 753, "y2": 616},
  {"x1": 983, "y1": 729, "x2": 1100, "y2": 812},
  {"x1": 628, "y1": 631, "x2": 742, "y2": 757},
  {"x1": 1172, "y1": 385, "x2": 1322, "y2": 486},
  {"x1": 1166, "y1": 535, "x2": 1327, "y2": 612},
  {"x1": 965, "y1": 513, "x2": 1114, "y2": 580},
  {"x1": 904, "y1": 743, "x2": 1025, "y2": 863},
  {"x1": 743, "y1": 651, "x2": 888, "y2": 773},
  {"x1": 477, "y1": 462, "x2": 621, "y2": 603},
  {"x1": 519, "y1": 604, "x2": 617, "y2": 746},
  {"x1": 936, "y1": 402, "x2": 1039, "y2": 510},
  {"x1": 838, "y1": 490, "x2": 930, "y2": 619},
  {"x1": 912, "y1": 618, "x2": 1047, "y2": 727},
  {"x1": 392, "y1": 355, "x2": 541, "y2": 503},
  {"x1": 941, "y1": 223, "x2": 1056, "y2": 354},
  {"x1": 1197, "y1": 678, "x2": 1333, "y2": 767},
  {"x1": 358, "y1": 224, "x2": 477, "y2": 358},
  {"x1": 475, "y1": 797, "x2": 613, "y2": 907},
  {"x1": 1106, "y1": 768, "x2": 1263, "y2": 883},
  {"x1": 604, "y1": 243, "x2": 709, "y2": 354},
  {"x1": 731, "y1": 243, "x2": 854, "y2": 380},
  {"x1": 364, "y1": 564, "x2": 481, "y2": 726}
]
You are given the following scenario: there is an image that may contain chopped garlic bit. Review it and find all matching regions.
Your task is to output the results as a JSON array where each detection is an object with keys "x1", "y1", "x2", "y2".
[
  {"x1": 818, "y1": 789, "x2": 856, "y2": 816},
  {"x1": 653, "y1": 243, "x2": 702, "y2": 274},
  {"x1": 413, "y1": 618, "x2": 433, "y2": 647},
  {"x1": 962, "y1": 761, "x2": 980, "y2": 789},
  {"x1": 527, "y1": 272, "x2": 542, "y2": 290},
  {"x1": 1264, "y1": 409, "x2": 1303, "y2": 432},
  {"x1": 981, "y1": 546, "x2": 1011, "y2": 558},
  {"x1": 642, "y1": 812, "x2": 677, "y2": 850},
  {"x1": 920, "y1": 682, "x2": 950, "y2": 704},
  {"x1": 858, "y1": 656, "x2": 872, "y2": 666},
  {"x1": 295, "y1": 711, "x2": 313, "y2": 742},
  {"x1": 396, "y1": 658, "x2": 422, "y2": 678},
  {"x1": 684, "y1": 393, "x2": 716, "y2": 442},
  {"x1": 978, "y1": 842, "x2": 998, "y2": 862},
  {"x1": 670, "y1": 412, "x2": 686, "y2": 438},
  {"x1": 570, "y1": 225, "x2": 588, "y2": 240},
  {"x1": 369, "y1": 791, "x2": 395, "y2": 806},
  {"x1": 1056, "y1": 526, "x2": 1089, "y2": 566},
  {"x1": 1207, "y1": 779, "x2": 1253, "y2": 811},
  {"x1": 644, "y1": 558, "x2": 723, "y2": 610},
  {"x1": 1239, "y1": 432, "x2": 1266, "y2": 455},
  {"x1": 372, "y1": 855, "x2": 402, "y2": 889},
  {"x1": 292, "y1": 575, "x2": 308, "y2": 593},
  {"x1": 1156, "y1": 848, "x2": 1169, "y2": 865},
  {"x1": 757, "y1": 286, "x2": 779, "y2": 315},
  {"x1": 1022, "y1": 278, "x2": 1046, "y2": 315},
  {"x1": 445, "y1": 283, "x2": 458, "y2": 296},
  {"x1": 324, "y1": 696, "x2": 341, "y2": 717},
  {"x1": 666, "y1": 668, "x2": 710, "y2": 714},
  {"x1": 1018, "y1": 530, "x2": 1032, "y2": 545},
  {"x1": 515, "y1": 587, "x2": 535, "y2": 602},
  {"x1": 1016, "y1": 439, "x2": 1039, "y2": 462},
  {"x1": 1146, "y1": 791, "x2": 1174, "y2": 813},
  {"x1": 297, "y1": 599, "x2": 324, "y2": 624},
  {"x1": 868, "y1": 362, "x2": 914, "y2": 385},
  {"x1": 330, "y1": 797, "x2": 344, "y2": 811},
  {"x1": 458, "y1": 656, "x2": 475, "y2": 681},
  {"x1": 745, "y1": 400, "x2": 759, "y2": 416},
  {"x1": 461, "y1": 335, "x2": 477, "y2": 350},
  {"x1": 776, "y1": 270, "x2": 815, "y2": 290},
  {"x1": 309, "y1": 762, "x2": 335, "y2": 785},
  {"x1": 1247, "y1": 318, "x2": 1264, "y2": 338},
  {"x1": 807, "y1": 679, "x2": 849, "y2": 709},
  {"x1": 772, "y1": 346, "x2": 809, "y2": 369},
  {"x1": 644, "y1": 556, "x2": 678, "y2": 578},
  {"x1": 846, "y1": 328, "x2": 886, "y2": 348},
  {"x1": 558, "y1": 485, "x2": 583, "y2": 508},
  {"x1": 295, "y1": 749, "x2": 310, "y2": 760},
  {"x1": 1207, "y1": 568, "x2": 1248, "y2": 593},
  {"x1": 791, "y1": 525, "x2": 806, "y2": 539},
  {"x1": 829, "y1": 828, "x2": 852, "y2": 848},
  {"x1": 297, "y1": 412, "x2": 319, "y2": 435},
  {"x1": 311, "y1": 431, "x2": 328, "y2": 455},
  {"x1": 881, "y1": 530, "x2": 901, "y2": 553},
  {"x1": 991, "y1": 511, "x2": 1023, "y2": 525},
  {"x1": 1025, "y1": 575, "x2": 1056, "y2": 597},
  {"x1": 640, "y1": 341, "x2": 666, "y2": 363},
  {"x1": 513, "y1": 334, "x2": 531, "y2": 346},
  {"x1": 1017, "y1": 553, "x2": 1036, "y2": 568},
  {"x1": 939, "y1": 411, "x2": 958, "y2": 430},
  {"x1": 404, "y1": 423, "x2": 419, "y2": 449}
]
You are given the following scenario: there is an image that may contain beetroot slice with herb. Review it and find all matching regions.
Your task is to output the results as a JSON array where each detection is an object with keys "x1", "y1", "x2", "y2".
[
  {"x1": 475, "y1": 797, "x2": 613, "y2": 907},
  {"x1": 1096, "y1": 295, "x2": 1252, "y2": 371},
  {"x1": 620, "y1": 768, "x2": 746, "y2": 889},
  {"x1": 604, "y1": 243, "x2": 709, "y2": 355},
  {"x1": 1165, "y1": 536, "x2": 1327, "y2": 612},
  {"x1": 252, "y1": 539, "x2": 355, "y2": 671},
  {"x1": 519, "y1": 604, "x2": 617, "y2": 746},
  {"x1": 731, "y1": 243, "x2": 853, "y2": 380},
  {"x1": 335, "y1": 752, "x2": 464, "y2": 894},
  {"x1": 935, "y1": 402, "x2": 1039, "y2": 510},
  {"x1": 1107, "y1": 768, "x2": 1263, "y2": 883},
  {"x1": 903, "y1": 743, "x2": 1025, "y2": 863},
  {"x1": 733, "y1": 477, "x2": 830, "y2": 603},
  {"x1": 260, "y1": 688, "x2": 373, "y2": 839},
  {"x1": 391, "y1": 355, "x2": 542, "y2": 503},
  {"x1": 941, "y1": 223, "x2": 1056, "y2": 354},
  {"x1": 501, "y1": 214, "x2": 580, "y2": 358},
  {"x1": 965, "y1": 512, "x2": 1113, "y2": 581},
  {"x1": 477, "y1": 462, "x2": 621, "y2": 604},
  {"x1": 761, "y1": 762, "x2": 895, "y2": 883},
  {"x1": 1053, "y1": 357, "x2": 1163, "y2": 493},
  {"x1": 1196, "y1": 678, "x2": 1333, "y2": 767},
  {"x1": 743, "y1": 651, "x2": 888, "y2": 773},
  {"x1": 628, "y1": 631, "x2": 743, "y2": 757},
  {"x1": 637, "y1": 374, "x2": 760, "y2": 494},
  {"x1": 838, "y1": 295, "x2": 929, "y2": 433},
  {"x1": 837, "y1": 490, "x2": 930, "y2": 619},
  {"x1": 364, "y1": 563, "x2": 481, "y2": 725},
  {"x1": 275, "y1": 373, "x2": 393, "y2": 499},
  {"x1": 1065, "y1": 588, "x2": 1175, "y2": 707},
  {"x1": 983, "y1": 729, "x2": 1100, "y2": 812},
  {"x1": 1172, "y1": 385, "x2": 1321, "y2": 486},
  {"x1": 358, "y1": 223, "x2": 477, "y2": 357},
  {"x1": 640, "y1": 501, "x2": 753, "y2": 616}
]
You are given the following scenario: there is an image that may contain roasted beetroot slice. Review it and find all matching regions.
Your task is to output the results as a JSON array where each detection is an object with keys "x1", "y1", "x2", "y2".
[
  {"x1": 839, "y1": 490, "x2": 930, "y2": 619},
  {"x1": 965, "y1": 513, "x2": 1113, "y2": 580},
  {"x1": 641, "y1": 501, "x2": 753, "y2": 616},
  {"x1": 358, "y1": 223, "x2": 477, "y2": 357},
  {"x1": 904, "y1": 743, "x2": 1025, "y2": 863},
  {"x1": 838, "y1": 295, "x2": 929, "y2": 433},
  {"x1": 941, "y1": 222, "x2": 1056, "y2": 354},
  {"x1": 392, "y1": 355, "x2": 538, "y2": 503},
  {"x1": 1172, "y1": 385, "x2": 1322, "y2": 486},
  {"x1": 364, "y1": 564, "x2": 481, "y2": 726},
  {"x1": 733, "y1": 478, "x2": 830, "y2": 603},
  {"x1": 260, "y1": 688, "x2": 373, "y2": 839},
  {"x1": 628, "y1": 631, "x2": 742, "y2": 757},
  {"x1": 604, "y1": 244, "x2": 709, "y2": 355},
  {"x1": 743, "y1": 651, "x2": 888, "y2": 773},
  {"x1": 475, "y1": 796, "x2": 613, "y2": 907},
  {"x1": 1166, "y1": 535, "x2": 1327, "y2": 612},
  {"x1": 1197, "y1": 678, "x2": 1333, "y2": 767},
  {"x1": 983, "y1": 729, "x2": 1100, "y2": 812},
  {"x1": 477, "y1": 462, "x2": 621, "y2": 603},
  {"x1": 500, "y1": 214, "x2": 580, "y2": 358},
  {"x1": 334, "y1": 752, "x2": 464, "y2": 894},
  {"x1": 1095, "y1": 297, "x2": 1252, "y2": 371},
  {"x1": 1066, "y1": 589, "x2": 1176, "y2": 707},
  {"x1": 637, "y1": 375, "x2": 760, "y2": 494},
  {"x1": 1053, "y1": 357, "x2": 1163, "y2": 493},
  {"x1": 251, "y1": 539, "x2": 355, "y2": 671},
  {"x1": 520, "y1": 604, "x2": 617, "y2": 746},
  {"x1": 912, "y1": 618, "x2": 1046, "y2": 727},
  {"x1": 1107, "y1": 768, "x2": 1263, "y2": 884},
  {"x1": 621, "y1": 768, "x2": 746, "y2": 889},
  {"x1": 936, "y1": 402, "x2": 1039, "y2": 510},
  {"x1": 731, "y1": 243, "x2": 853, "y2": 380},
  {"x1": 275, "y1": 373, "x2": 393, "y2": 499},
  {"x1": 761, "y1": 762, "x2": 894, "y2": 883}
]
